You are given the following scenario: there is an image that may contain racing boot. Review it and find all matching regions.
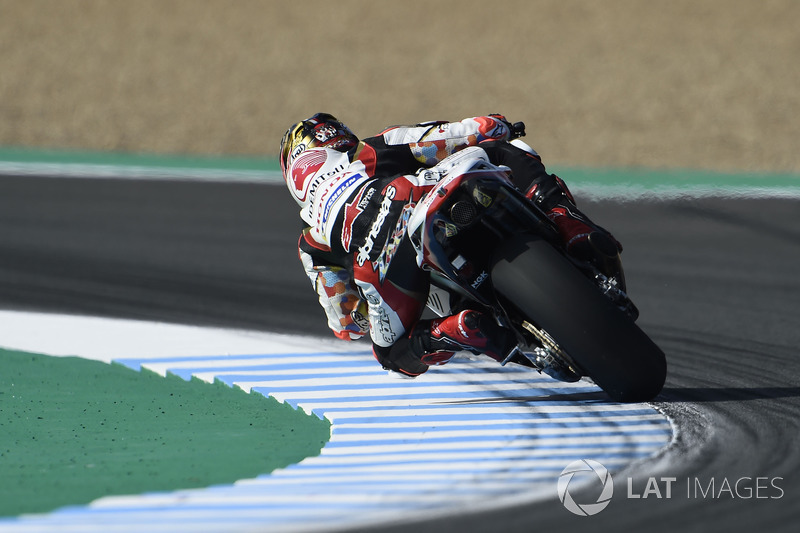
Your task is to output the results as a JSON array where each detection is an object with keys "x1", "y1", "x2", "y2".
[
  {"x1": 526, "y1": 175, "x2": 623, "y2": 265},
  {"x1": 409, "y1": 310, "x2": 516, "y2": 366}
]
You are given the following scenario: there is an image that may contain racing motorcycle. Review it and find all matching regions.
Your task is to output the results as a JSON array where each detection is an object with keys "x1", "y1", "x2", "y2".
[{"x1": 407, "y1": 147, "x2": 666, "y2": 403}]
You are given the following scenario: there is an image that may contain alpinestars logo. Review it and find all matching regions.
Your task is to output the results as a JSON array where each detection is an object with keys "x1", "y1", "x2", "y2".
[
  {"x1": 357, "y1": 186, "x2": 395, "y2": 266},
  {"x1": 341, "y1": 187, "x2": 374, "y2": 251},
  {"x1": 558, "y1": 460, "x2": 614, "y2": 516}
]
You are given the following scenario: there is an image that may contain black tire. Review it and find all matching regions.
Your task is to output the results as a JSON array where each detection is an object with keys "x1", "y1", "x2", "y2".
[{"x1": 491, "y1": 235, "x2": 666, "y2": 402}]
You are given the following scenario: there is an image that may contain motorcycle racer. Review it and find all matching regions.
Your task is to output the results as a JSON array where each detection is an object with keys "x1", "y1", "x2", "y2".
[{"x1": 279, "y1": 113, "x2": 619, "y2": 376}]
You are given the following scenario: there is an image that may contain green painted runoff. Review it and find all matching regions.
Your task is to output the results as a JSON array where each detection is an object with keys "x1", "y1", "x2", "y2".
[{"x1": 0, "y1": 349, "x2": 331, "y2": 517}]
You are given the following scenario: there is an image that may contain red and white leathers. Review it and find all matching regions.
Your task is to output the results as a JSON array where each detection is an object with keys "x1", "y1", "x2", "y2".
[
  {"x1": 287, "y1": 115, "x2": 618, "y2": 375},
  {"x1": 289, "y1": 116, "x2": 516, "y2": 342},
  {"x1": 287, "y1": 116, "x2": 515, "y2": 247}
]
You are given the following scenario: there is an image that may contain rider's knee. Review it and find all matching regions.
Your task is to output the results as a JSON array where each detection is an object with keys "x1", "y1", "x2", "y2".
[{"x1": 372, "y1": 340, "x2": 428, "y2": 377}]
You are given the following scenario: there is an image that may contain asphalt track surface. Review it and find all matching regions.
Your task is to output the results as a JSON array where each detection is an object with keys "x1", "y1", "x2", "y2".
[{"x1": 1, "y1": 175, "x2": 799, "y2": 532}]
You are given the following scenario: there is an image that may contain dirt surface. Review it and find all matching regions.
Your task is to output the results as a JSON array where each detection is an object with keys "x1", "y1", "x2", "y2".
[{"x1": 1, "y1": 0, "x2": 798, "y2": 173}]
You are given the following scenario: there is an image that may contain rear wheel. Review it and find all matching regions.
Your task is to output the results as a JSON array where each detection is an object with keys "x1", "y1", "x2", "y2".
[{"x1": 491, "y1": 235, "x2": 666, "y2": 402}]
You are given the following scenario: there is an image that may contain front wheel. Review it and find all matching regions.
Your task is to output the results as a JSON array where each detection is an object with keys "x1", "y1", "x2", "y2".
[{"x1": 491, "y1": 235, "x2": 666, "y2": 402}]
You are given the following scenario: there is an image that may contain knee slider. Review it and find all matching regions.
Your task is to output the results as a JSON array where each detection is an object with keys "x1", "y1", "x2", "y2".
[{"x1": 372, "y1": 340, "x2": 428, "y2": 377}]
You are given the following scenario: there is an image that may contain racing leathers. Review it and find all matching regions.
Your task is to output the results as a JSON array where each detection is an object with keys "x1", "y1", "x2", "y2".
[{"x1": 288, "y1": 116, "x2": 608, "y2": 376}]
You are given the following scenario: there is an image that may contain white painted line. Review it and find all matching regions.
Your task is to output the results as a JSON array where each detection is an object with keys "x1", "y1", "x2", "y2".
[
  {"x1": 316, "y1": 437, "x2": 667, "y2": 456},
  {"x1": 333, "y1": 413, "x2": 667, "y2": 429},
  {"x1": 0, "y1": 161, "x2": 283, "y2": 183},
  {"x1": 571, "y1": 184, "x2": 800, "y2": 201},
  {"x1": 0, "y1": 310, "x2": 673, "y2": 533}
]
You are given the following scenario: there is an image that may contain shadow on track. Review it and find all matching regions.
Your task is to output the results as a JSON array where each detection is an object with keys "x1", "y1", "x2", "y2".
[
  {"x1": 436, "y1": 387, "x2": 800, "y2": 406},
  {"x1": 438, "y1": 391, "x2": 616, "y2": 404},
  {"x1": 657, "y1": 386, "x2": 800, "y2": 403}
]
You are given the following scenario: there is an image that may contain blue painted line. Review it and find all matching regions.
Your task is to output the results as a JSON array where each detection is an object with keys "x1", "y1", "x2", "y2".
[
  {"x1": 48, "y1": 507, "x2": 399, "y2": 523},
  {"x1": 312, "y1": 429, "x2": 673, "y2": 450},
  {"x1": 156, "y1": 360, "x2": 378, "y2": 378},
  {"x1": 164, "y1": 363, "x2": 547, "y2": 382},
  {"x1": 261, "y1": 469, "x2": 561, "y2": 481},
  {"x1": 189, "y1": 359, "x2": 376, "y2": 370},
  {"x1": 167, "y1": 367, "x2": 381, "y2": 381},
  {"x1": 272, "y1": 384, "x2": 601, "y2": 404},
  {"x1": 280, "y1": 459, "x2": 639, "y2": 477},
  {"x1": 284, "y1": 451, "x2": 656, "y2": 470},
  {"x1": 312, "y1": 395, "x2": 625, "y2": 413},
  {"x1": 431, "y1": 365, "x2": 535, "y2": 374},
  {"x1": 49, "y1": 503, "x2": 378, "y2": 518},
  {"x1": 13, "y1": 341, "x2": 671, "y2": 531},
  {"x1": 260, "y1": 467, "x2": 564, "y2": 478},
  {"x1": 226, "y1": 477, "x2": 540, "y2": 491},
  {"x1": 51, "y1": 491, "x2": 527, "y2": 514},
  {"x1": 122, "y1": 357, "x2": 553, "y2": 379},
  {"x1": 217, "y1": 375, "x2": 443, "y2": 389},
  {"x1": 227, "y1": 376, "x2": 531, "y2": 389},
  {"x1": 319, "y1": 440, "x2": 669, "y2": 459},
  {"x1": 330, "y1": 408, "x2": 660, "y2": 424},
  {"x1": 293, "y1": 393, "x2": 607, "y2": 415},
  {"x1": 331, "y1": 419, "x2": 670, "y2": 434},
  {"x1": 114, "y1": 350, "x2": 375, "y2": 368},
  {"x1": 57, "y1": 496, "x2": 491, "y2": 516},
  {"x1": 235, "y1": 378, "x2": 551, "y2": 393},
  {"x1": 216, "y1": 359, "x2": 373, "y2": 371},
  {"x1": 224, "y1": 479, "x2": 543, "y2": 491}
]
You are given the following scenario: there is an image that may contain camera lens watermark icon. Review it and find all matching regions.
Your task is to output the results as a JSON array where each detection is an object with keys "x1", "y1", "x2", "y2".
[{"x1": 557, "y1": 459, "x2": 614, "y2": 516}]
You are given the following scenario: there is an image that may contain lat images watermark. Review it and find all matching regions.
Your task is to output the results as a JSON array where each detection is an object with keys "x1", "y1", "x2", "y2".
[
  {"x1": 557, "y1": 460, "x2": 785, "y2": 516},
  {"x1": 557, "y1": 459, "x2": 614, "y2": 516}
]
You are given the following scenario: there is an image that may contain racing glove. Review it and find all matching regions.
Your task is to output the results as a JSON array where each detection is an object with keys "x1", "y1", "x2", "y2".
[
  {"x1": 317, "y1": 273, "x2": 369, "y2": 341},
  {"x1": 488, "y1": 114, "x2": 526, "y2": 139}
]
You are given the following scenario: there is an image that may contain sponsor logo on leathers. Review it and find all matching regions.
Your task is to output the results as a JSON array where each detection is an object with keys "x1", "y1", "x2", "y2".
[
  {"x1": 357, "y1": 185, "x2": 396, "y2": 266},
  {"x1": 341, "y1": 187, "x2": 375, "y2": 252},
  {"x1": 372, "y1": 306, "x2": 397, "y2": 345},
  {"x1": 290, "y1": 149, "x2": 350, "y2": 210},
  {"x1": 320, "y1": 172, "x2": 363, "y2": 226},
  {"x1": 290, "y1": 150, "x2": 327, "y2": 202},
  {"x1": 375, "y1": 202, "x2": 414, "y2": 283}
]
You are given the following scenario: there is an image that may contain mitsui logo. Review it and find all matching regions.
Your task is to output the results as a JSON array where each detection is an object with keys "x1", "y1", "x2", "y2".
[{"x1": 557, "y1": 460, "x2": 614, "y2": 516}]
